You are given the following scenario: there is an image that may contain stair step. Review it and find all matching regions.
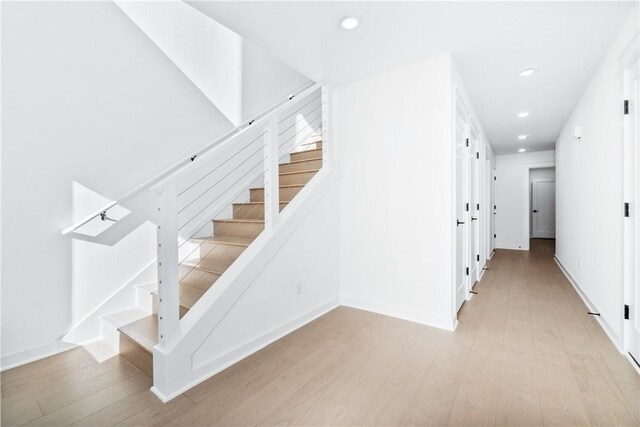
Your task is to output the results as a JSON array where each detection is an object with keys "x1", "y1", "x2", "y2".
[
  {"x1": 279, "y1": 169, "x2": 319, "y2": 186},
  {"x1": 190, "y1": 235, "x2": 255, "y2": 247},
  {"x1": 101, "y1": 308, "x2": 150, "y2": 330},
  {"x1": 233, "y1": 201, "x2": 289, "y2": 219},
  {"x1": 301, "y1": 140, "x2": 323, "y2": 150},
  {"x1": 100, "y1": 308, "x2": 150, "y2": 354},
  {"x1": 212, "y1": 218, "x2": 264, "y2": 239},
  {"x1": 279, "y1": 158, "x2": 322, "y2": 173},
  {"x1": 118, "y1": 315, "x2": 157, "y2": 377},
  {"x1": 250, "y1": 185, "x2": 304, "y2": 202},
  {"x1": 151, "y1": 266, "x2": 222, "y2": 318},
  {"x1": 181, "y1": 241, "x2": 246, "y2": 274},
  {"x1": 290, "y1": 148, "x2": 322, "y2": 162},
  {"x1": 118, "y1": 315, "x2": 157, "y2": 352}
]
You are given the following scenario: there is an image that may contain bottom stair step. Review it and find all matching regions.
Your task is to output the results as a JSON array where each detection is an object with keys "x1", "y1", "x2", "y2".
[{"x1": 118, "y1": 315, "x2": 157, "y2": 377}]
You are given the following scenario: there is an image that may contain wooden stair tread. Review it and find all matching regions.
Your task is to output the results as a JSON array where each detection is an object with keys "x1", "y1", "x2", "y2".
[
  {"x1": 281, "y1": 157, "x2": 322, "y2": 165},
  {"x1": 279, "y1": 169, "x2": 320, "y2": 176},
  {"x1": 179, "y1": 263, "x2": 226, "y2": 275},
  {"x1": 233, "y1": 201, "x2": 290, "y2": 206},
  {"x1": 151, "y1": 267, "x2": 221, "y2": 306},
  {"x1": 101, "y1": 308, "x2": 149, "y2": 329},
  {"x1": 250, "y1": 184, "x2": 305, "y2": 190},
  {"x1": 118, "y1": 315, "x2": 157, "y2": 353},
  {"x1": 294, "y1": 147, "x2": 322, "y2": 154},
  {"x1": 212, "y1": 218, "x2": 264, "y2": 224},
  {"x1": 301, "y1": 139, "x2": 322, "y2": 146},
  {"x1": 190, "y1": 235, "x2": 255, "y2": 247}
]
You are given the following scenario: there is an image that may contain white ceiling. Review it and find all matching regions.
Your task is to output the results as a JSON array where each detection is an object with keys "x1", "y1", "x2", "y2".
[{"x1": 188, "y1": 1, "x2": 636, "y2": 154}]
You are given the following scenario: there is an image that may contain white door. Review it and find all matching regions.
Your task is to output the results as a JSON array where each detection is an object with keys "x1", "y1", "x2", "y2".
[
  {"x1": 624, "y1": 57, "x2": 640, "y2": 365},
  {"x1": 531, "y1": 179, "x2": 556, "y2": 238},
  {"x1": 468, "y1": 130, "x2": 480, "y2": 284},
  {"x1": 491, "y1": 166, "x2": 496, "y2": 253},
  {"x1": 455, "y1": 104, "x2": 468, "y2": 312}
]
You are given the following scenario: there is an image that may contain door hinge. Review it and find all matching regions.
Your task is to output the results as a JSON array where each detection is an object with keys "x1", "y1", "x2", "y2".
[
  {"x1": 476, "y1": 152, "x2": 479, "y2": 159},
  {"x1": 476, "y1": 203, "x2": 480, "y2": 210},
  {"x1": 494, "y1": 233, "x2": 496, "y2": 238},
  {"x1": 466, "y1": 203, "x2": 469, "y2": 212},
  {"x1": 624, "y1": 100, "x2": 629, "y2": 115},
  {"x1": 625, "y1": 202, "x2": 630, "y2": 218},
  {"x1": 494, "y1": 176, "x2": 496, "y2": 181},
  {"x1": 476, "y1": 254, "x2": 480, "y2": 262},
  {"x1": 466, "y1": 138, "x2": 469, "y2": 147},
  {"x1": 625, "y1": 304, "x2": 630, "y2": 320},
  {"x1": 466, "y1": 267, "x2": 469, "y2": 275}
]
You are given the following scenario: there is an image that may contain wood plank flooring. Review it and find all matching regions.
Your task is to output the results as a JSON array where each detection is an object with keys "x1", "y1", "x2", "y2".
[{"x1": 2, "y1": 239, "x2": 638, "y2": 426}]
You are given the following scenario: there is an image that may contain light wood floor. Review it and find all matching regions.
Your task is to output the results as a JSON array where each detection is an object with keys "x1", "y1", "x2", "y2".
[{"x1": 2, "y1": 239, "x2": 639, "y2": 426}]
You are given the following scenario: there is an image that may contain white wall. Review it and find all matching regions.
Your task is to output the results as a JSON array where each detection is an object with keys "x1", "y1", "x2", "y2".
[
  {"x1": 334, "y1": 55, "x2": 456, "y2": 330},
  {"x1": 1, "y1": 1, "x2": 316, "y2": 364},
  {"x1": 240, "y1": 40, "x2": 312, "y2": 120},
  {"x1": 529, "y1": 167, "x2": 556, "y2": 181},
  {"x1": 0, "y1": 1, "x2": 236, "y2": 361},
  {"x1": 114, "y1": 0, "x2": 243, "y2": 125},
  {"x1": 495, "y1": 150, "x2": 555, "y2": 250},
  {"x1": 556, "y1": 8, "x2": 639, "y2": 348},
  {"x1": 115, "y1": 1, "x2": 310, "y2": 124}
]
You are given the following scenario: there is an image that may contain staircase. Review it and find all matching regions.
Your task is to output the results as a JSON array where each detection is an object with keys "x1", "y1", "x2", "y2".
[
  {"x1": 111, "y1": 140, "x2": 323, "y2": 377},
  {"x1": 62, "y1": 82, "x2": 328, "y2": 398}
]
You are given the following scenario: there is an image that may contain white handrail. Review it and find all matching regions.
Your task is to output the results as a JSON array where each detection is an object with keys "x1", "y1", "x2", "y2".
[{"x1": 62, "y1": 81, "x2": 320, "y2": 236}]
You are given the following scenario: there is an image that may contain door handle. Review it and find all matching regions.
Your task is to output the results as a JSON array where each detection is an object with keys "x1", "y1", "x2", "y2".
[
  {"x1": 457, "y1": 220, "x2": 465, "y2": 226},
  {"x1": 471, "y1": 217, "x2": 478, "y2": 221},
  {"x1": 533, "y1": 210, "x2": 539, "y2": 213}
]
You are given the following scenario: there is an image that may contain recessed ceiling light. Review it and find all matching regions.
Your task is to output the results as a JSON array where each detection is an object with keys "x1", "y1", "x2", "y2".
[
  {"x1": 518, "y1": 68, "x2": 537, "y2": 77},
  {"x1": 518, "y1": 148, "x2": 527, "y2": 153},
  {"x1": 517, "y1": 112, "x2": 530, "y2": 118},
  {"x1": 341, "y1": 17, "x2": 359, "y2": 30},
  {"x1": 518, "y1": 135, "x2": 528, "y2": 140}
]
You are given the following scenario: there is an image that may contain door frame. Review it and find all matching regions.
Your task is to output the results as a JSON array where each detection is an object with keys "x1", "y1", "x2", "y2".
[
  {"x1": 453, "y1": 92, "x2": 470, "y2": 314},
  {"x1": 521, "y1": 162, "x2": 555, "y2": 251},
  {"x1": 531, "y1": 177, "x2": 556, "y2": 239},
  {"x1": 468, "y1": 125, "x2": 480, "y2": 285},
  {"x1": 621, "y1": 32, "x2": 640, "y2": 365}
]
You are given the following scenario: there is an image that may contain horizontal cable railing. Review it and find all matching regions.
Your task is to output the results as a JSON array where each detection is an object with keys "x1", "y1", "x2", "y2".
[
  {"x1": 61, "y1": 81, "x2": 320, "y2": 236},
  {"x1": 154, "y1": 84, "x2": 329, "y2": 350}
]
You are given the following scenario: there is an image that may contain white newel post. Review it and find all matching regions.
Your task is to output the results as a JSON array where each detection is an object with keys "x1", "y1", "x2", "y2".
[
  {"x1": 321, "y1": 84, "x2": 330, "y2": 167},
  {"x1": 264, "y1": 118, "x2": 280, "y2": 232},
  {"x1": 156, "y1": 183, "x2": 180, "y2": 351}
]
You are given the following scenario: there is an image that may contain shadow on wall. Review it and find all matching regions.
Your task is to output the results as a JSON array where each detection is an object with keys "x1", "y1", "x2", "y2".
[{"x1": 64, "y1": 182, "x2": 157, "y2": 344}]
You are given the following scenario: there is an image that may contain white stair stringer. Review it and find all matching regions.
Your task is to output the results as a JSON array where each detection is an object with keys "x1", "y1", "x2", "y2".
[{"x1": 151, "y1": 166, "x2": 340, "y2": 402}]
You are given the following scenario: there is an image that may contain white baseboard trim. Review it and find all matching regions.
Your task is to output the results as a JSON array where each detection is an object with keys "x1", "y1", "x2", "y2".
[
  {"x1": 1, "y1": 340, "x2": 78, "y2": 371},
  {"x1": 625, "y1": 352, "x2": 640, "y2": 375},
  {"x1": 340, "y1": 296, "x2": 456, "y2": 331},
  {"x1": 495, "y1": 244, "x2": 527, "y2": 251},
  {"x1": 554, "y1": 256, "x2": 624, "y2": 354},
  {"x1": 152, "y1": 299, "x2": 340, "y2": 403},
  {"x1": 478, "y1": 264, "x2": 486, "y2": 282}
]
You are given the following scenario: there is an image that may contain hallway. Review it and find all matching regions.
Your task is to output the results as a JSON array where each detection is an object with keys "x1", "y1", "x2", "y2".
[{"x1": 2, "y1": 240, "x2": 639, "y2": 426}]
